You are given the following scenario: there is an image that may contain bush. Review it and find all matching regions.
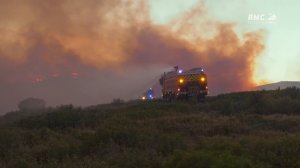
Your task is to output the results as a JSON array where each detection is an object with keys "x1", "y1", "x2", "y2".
[
  {"x1": 18, "y1": 98, "x2": 46, "y2": 112},
  {"x1": 165, "y1": 150, "x2": 261, "y2": 168}
]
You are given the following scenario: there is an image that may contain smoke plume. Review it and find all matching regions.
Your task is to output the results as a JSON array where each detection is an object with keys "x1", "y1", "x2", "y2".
[{"x1": 0, "y1": 0, "x2": 264, "y2": 113}]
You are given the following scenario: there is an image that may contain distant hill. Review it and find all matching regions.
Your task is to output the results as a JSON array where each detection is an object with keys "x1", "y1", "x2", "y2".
[{"x1": 256, "y1": 81, "x2": 300, "y2": 90}]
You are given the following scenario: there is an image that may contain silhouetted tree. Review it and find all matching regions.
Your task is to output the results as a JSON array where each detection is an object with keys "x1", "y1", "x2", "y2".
[
  {"x1": 111, "y1": 98, "x2": 125, "y2": 105},
  {"x1": 18, "y1": 98, "x2": 46, "y2": 111}
]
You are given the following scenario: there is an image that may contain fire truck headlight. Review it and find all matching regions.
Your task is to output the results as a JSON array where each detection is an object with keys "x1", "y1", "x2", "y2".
[
  {"x1": 179, "y1": 78, "x2": 184, "y2": 84},
  {"x1": 200, "y1": 77, "x2": 206, "y2": 82}
]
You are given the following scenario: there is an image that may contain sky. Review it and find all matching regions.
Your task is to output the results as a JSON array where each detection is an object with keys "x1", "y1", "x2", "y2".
[
  {"x1": 150, "y1": 0, "x2": 300, "y2": 83},
  {"x1": 0, "y1": 0, "x2": 299, "y2": 113}
]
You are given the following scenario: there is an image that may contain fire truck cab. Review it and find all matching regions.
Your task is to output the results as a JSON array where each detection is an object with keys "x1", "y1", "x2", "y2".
[{"x1": 159, "y1": 66, "x2": 208, "y2": 101}]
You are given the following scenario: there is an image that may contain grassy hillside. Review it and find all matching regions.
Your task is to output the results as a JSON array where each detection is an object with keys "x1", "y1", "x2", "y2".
[{"x1": 1, "y1": 88, "x2": 300, "y2": 168}]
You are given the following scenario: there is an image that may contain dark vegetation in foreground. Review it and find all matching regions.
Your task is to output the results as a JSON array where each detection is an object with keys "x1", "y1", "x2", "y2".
[{"x1": 2, "y1": 88, "x2": 300, "y2": 168}]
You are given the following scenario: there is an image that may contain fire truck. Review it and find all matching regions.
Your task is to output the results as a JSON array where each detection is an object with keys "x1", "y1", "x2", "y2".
[{"x1": 159, "y1": 66, "x2": 208, "y2": 101}]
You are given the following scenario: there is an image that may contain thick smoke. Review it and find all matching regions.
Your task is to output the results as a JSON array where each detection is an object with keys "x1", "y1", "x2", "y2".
[{"x1": 0, "y1": 0, "x2": 264, "y2": 113}]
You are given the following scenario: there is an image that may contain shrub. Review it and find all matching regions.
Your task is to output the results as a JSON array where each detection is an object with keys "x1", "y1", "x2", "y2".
[
  {"x1": 165, "y1": 150, "x2": 261, "y2": 168},
  {"x1": 18, "y1": 98, "x2": 46, "y2": 112}
]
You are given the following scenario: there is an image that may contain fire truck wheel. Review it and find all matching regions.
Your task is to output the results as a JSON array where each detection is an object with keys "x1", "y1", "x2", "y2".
[
  {"x1": 185, "y1": 94, "x2": 189, "y2": 101},
  {"x1": 197, "y1": 94, "x2": 205, "y2": 102}
]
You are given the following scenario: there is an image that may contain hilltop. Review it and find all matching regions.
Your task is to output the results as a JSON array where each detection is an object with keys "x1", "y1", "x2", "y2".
[
  {"x1": 1, "y1": 88, "x2": 300, "y2": 168},
  {"x1": 256, "y1": 81, "x2": 300, "y2": 90}
]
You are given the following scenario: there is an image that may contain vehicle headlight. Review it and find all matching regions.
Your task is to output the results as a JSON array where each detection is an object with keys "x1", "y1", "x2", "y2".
[{"x1": 200, "y1": 77, "x2": 206, "y2": 82}]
